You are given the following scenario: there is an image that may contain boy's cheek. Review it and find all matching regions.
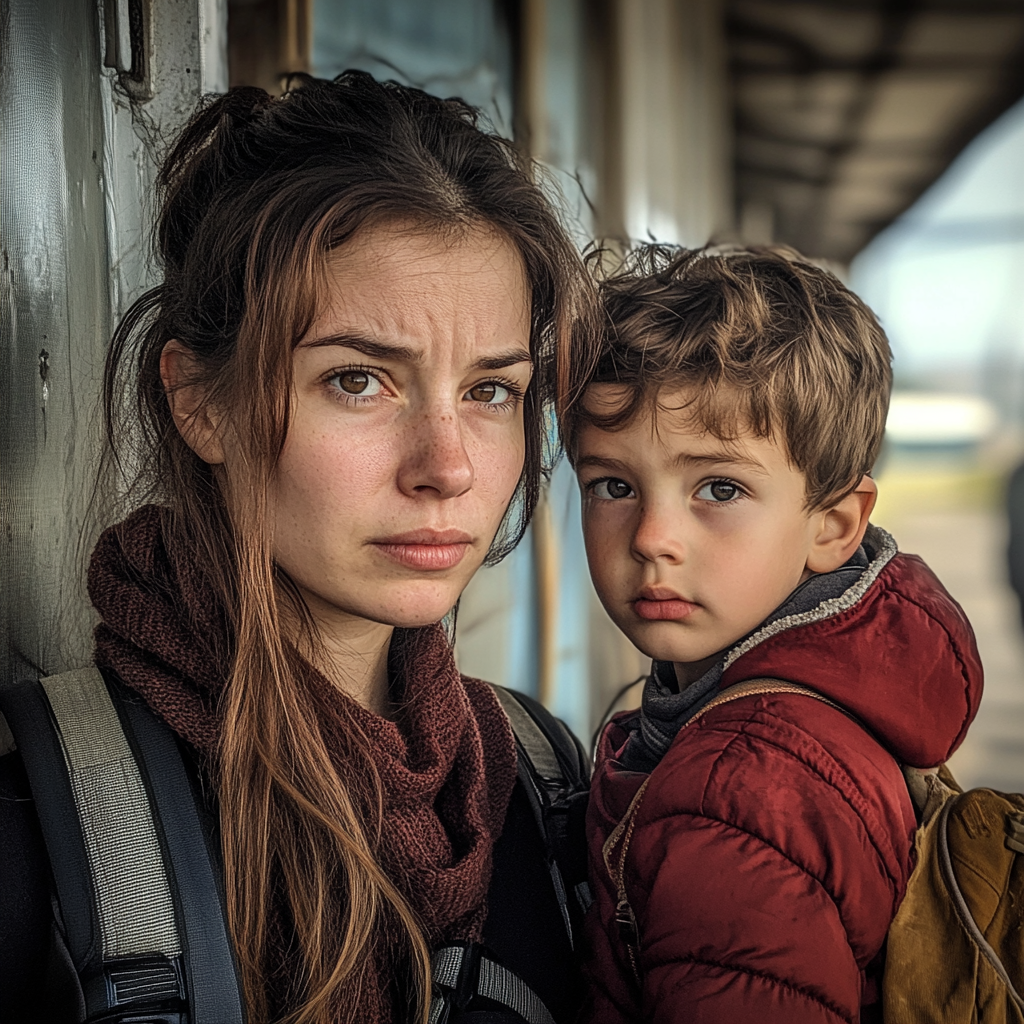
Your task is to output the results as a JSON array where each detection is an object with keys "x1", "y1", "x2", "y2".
[
  {"x1": 582, "y1": 530, "x2": 613, "y2": 591},
  {"x1": 583, "y1": 533, "x2": 637, "y2": 619},
  {"x1": 581, "y1": 514, "x2": 629, "y2": 576}
]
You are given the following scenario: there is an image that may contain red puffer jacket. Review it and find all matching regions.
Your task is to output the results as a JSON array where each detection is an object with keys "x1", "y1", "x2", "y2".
[{"x1": 582, "y1": 533, "x2": 983, "y2": 1024}]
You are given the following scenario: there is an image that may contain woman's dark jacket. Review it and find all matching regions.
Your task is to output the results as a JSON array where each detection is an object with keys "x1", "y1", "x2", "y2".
[{"x1": 0, "y1": 681, "x2": 587, "y2": 1024}]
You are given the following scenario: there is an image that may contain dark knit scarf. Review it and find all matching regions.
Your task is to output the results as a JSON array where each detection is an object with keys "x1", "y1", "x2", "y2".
[{"x1": 87, "y1": 504, "x2": 518, "y2": 1020}]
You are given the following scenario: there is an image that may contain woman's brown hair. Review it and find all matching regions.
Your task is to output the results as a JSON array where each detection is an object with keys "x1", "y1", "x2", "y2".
[{"x1": 102, "y1": 72, "x2": 595, "y2": 1023}]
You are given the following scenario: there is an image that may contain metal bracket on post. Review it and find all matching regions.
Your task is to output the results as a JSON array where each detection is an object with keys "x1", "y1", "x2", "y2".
[{"x1": 103, "y1": 0, "x2": 152, "y2": 101}]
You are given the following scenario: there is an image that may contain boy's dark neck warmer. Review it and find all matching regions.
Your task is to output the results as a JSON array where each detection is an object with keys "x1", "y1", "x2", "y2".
[
  {"x1": 621, "y1": 532, "x2": 884, "y2": 773},
  {"x1": 87, "y1": 504, "x2": 517, "y2": 1023}
]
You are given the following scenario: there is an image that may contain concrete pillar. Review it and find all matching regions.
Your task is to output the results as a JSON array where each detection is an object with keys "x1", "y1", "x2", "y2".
[
  {"x1": 603, "y1": 0, "x2": 733, "y2": 246},
  {"x1": 0, "y1": 0, "x2": 226, "y2": 684}
]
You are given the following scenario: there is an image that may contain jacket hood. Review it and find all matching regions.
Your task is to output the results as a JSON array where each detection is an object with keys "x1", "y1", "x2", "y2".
[{"x1": 627, "y1": 525, "x2": 983, "y2": 771}]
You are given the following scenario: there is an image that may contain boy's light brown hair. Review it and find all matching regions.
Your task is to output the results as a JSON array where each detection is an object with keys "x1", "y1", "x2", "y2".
[{"x1": 566, "y1": 244, "x2": 893, "y2": 511}]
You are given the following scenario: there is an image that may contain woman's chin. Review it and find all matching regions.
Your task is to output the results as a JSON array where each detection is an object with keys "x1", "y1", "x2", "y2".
[
  {"x1": 355, "y1": 584, "x2": 462, "y2": 631},
  {"x1": 376, "y1": 608, "x2": 456, "y2": 631},
  {"x1": 393, "y1": 612, "x2": 454, "y2": 630}
]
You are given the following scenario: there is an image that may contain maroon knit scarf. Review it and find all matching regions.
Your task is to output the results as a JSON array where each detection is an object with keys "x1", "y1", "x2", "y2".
[{"x1": 87, "y1": 505, "x2": 518, "y2": 1020}]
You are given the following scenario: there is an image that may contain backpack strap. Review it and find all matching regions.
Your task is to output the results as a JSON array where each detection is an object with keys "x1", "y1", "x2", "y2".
[
  {"x1": 428, "y1": 942, "x2": 557, "y2": 1024},
  {"x1": 489, "y1": 685, "x2": 592, "y2": 944},
  {"x1": 601, "y1": 677, "x2": 842, "y2": 987},
  {"x1": 0, "y1": 668, "x2": 245, "y2": 1024},
  {"x1": 426, "y1": 686, "x2": 591, "y2": 1024},
  {"x1": 114, "y1": 679, "x2": 246, "y2": 1023},
  {"x1": 489, "y1": 684, "x2": 590, "y2": 802}
]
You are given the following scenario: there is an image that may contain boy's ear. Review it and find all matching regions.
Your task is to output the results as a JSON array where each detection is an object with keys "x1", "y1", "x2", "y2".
[
  {"x1": 160, "y1": 340, "x2": 226, "y2": 465},
  {"x1": 805, "y1": 474, "x2": 878, "y2": 575}
]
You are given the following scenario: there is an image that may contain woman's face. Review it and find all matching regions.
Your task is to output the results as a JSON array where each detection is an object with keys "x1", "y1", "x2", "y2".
[{"x1": 269, "y1": 222, "x2": 532, "y2": 633}]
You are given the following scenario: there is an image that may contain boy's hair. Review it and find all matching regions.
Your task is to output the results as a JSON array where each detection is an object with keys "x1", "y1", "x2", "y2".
[{"x1": 566, "y1": 244, "x2": 893, "y2": 511}]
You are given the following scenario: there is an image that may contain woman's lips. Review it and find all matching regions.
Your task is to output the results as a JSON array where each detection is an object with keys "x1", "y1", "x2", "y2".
[
  {"x1": 633, "y1": 588, "x2": 699, "y2": 621},
  {"x1": 371, "y1": 530, "x2": 473, "y2": 571}
]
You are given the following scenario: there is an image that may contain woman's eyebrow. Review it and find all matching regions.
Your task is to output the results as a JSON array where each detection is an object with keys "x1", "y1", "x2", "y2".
[
  {"x1": 300, "y1": 335, "x2": 530, "y2": 372},
  {"x1": 473, "y1": 348, "x2": 532, "y2": 371},
  {"x1": 301, "y1": 332, "x2": 422, "y2": 363}
]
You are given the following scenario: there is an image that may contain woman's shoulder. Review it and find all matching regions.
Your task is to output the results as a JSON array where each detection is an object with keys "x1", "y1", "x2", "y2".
[
  {"x1": 467, "y1": 678, "x2": 588, "y2": 763},
  {"x1": 0, "y1": 746, "x2": 50, "y2": 912},
  {"x1": 0, "y1": 747, "x2": 80, "y2": 1020}
]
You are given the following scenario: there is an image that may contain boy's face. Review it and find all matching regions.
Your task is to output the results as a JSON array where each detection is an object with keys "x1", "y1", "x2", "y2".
[{"x1": 576, "y1": 385, "x2": 822, "y2": 682}]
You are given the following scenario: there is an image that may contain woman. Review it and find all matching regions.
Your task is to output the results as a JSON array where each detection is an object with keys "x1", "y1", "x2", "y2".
[{"x1": 0, "y1": 72, "x2": 595, "y2": 1023}]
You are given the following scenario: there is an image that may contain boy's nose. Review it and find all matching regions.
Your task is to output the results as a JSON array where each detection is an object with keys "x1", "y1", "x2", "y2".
[{"x1": 631, "y1": 506, "x2": 686, "y2": 564}]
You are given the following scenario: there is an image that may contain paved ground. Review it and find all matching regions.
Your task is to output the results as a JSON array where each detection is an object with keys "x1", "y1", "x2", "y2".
[{"x1": 874, "y1": 476, "x2": 1024, "y2": 791}]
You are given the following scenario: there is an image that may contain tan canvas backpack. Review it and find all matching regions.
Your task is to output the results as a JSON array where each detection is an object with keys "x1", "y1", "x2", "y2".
[
  {"x1": 885, "y1": 763, "x2": 1024, "y2": 1023},
  {"x1": 603, "y1": 679, "x2": 1024, "y2": 1022}
]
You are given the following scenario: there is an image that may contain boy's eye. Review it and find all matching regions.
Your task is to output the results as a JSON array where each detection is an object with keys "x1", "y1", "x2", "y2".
[
  {"x1": 333, "y1": 370, "x2": 383, "y2": 396},
  {"x1": 697, "y1": 480, "x2": 741, "y2": 502},
  {"x1": 592, "y1": 478, "x2": 634, "y2": 500}
]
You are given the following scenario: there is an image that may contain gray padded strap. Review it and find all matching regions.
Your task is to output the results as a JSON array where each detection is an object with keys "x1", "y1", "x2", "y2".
[
  {"x1": 40, "y1": 667, "x2": 181, "y2": 960},
  {"x1": 429, "y1": 945, "x2": 556, "y2": 1024},
  {"x1": 432, "y1": 944, "x2": 465, "y2": 990},
  {"x1": 478, "y1": 956, "x2": 556, "y2": 1024},
  {"x1": 490, "y1": 685, "x2": 563, "y2": 783}
]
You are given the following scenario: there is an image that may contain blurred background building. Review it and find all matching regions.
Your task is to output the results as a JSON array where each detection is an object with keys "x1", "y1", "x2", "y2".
[{"x1": 4, "y1": 0, "x2": 1024, "y2": 784}]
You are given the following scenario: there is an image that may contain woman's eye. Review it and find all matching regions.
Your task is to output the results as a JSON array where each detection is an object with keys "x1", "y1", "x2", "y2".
[
  {"x1": 592, "y1": 478, "x2": 634, "y2": 500},
  {"x1": 697, "y1": 480, "x2": 741, "y2": 503},
  {"x1": 467, "y1": 381, "x2": 512, "y2": 404},
  {"x1": 333, "y1": 370, "x2": 382, "y2": 396}
]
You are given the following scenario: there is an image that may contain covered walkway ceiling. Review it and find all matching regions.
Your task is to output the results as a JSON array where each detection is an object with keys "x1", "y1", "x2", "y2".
[{"x1": 728, "y1": 0, "x2": 1024, "y2": 263}]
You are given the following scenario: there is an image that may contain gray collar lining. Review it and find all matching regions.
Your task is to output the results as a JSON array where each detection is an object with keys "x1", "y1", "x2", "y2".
[{"x1": 722, "y1": 523, "x2": 897, "y2": 671}]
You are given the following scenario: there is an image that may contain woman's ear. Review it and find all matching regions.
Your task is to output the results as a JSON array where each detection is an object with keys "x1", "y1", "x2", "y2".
[
  {"x1": 805, "y1": 474, "x2": 878, "y2": 574},
  {"x1": 160, "y1": 340, "x2": 226, "y2": 464}
]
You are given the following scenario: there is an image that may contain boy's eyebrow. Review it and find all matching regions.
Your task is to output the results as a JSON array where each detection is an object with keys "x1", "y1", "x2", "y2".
[
  {"x1": 299, "y1": 332, "x2": 532, "y2": 370},
  {"x1": 673, "y1": 451, "x2": 769, "y2": 474},
  {"x1": 575, "y1": 452, "x2": 770, "y2": 474},
  {"x1": 574, "y1": 455, "x2": 632, "y2": 473}
]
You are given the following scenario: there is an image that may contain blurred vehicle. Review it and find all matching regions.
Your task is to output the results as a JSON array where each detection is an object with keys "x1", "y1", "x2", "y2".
[{"x1": 886, "y1": 392, "x2": 998, "y2": 453}]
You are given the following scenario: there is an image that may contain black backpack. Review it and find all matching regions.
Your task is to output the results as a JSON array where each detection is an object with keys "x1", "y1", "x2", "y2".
[{"x1": 0, "y1": 667, "x2": 591, "y2": 1024}]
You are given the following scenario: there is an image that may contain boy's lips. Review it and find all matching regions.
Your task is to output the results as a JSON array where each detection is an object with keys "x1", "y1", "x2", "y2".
[{"x1": 633, "y1": 587, "x2": 699, "y2": 621}]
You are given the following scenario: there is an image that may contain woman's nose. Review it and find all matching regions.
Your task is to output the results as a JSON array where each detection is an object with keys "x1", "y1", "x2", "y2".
[
  {"x1": 396, "y1": 407, "x2": 475, "y2": 499},
  {"x1": 631, "y1": 504, "x2": 686, "y2": 564}
]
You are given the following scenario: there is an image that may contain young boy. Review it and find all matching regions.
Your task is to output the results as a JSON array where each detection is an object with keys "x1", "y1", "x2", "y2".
[{"x1": 568, "y1": 246, "x2": 983, "y2": 1024}]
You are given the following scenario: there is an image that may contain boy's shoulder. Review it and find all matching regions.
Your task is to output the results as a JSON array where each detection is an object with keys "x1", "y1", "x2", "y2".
[
  {"x1": 587, "y1": 672, "x2": 916, "y2": 986},
  {"x1": 719, "y1": 543, "x2": 981, "y2": 772},
  {"x1": 642, "y1": 685, "x2": 907, "y2": 826}
]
